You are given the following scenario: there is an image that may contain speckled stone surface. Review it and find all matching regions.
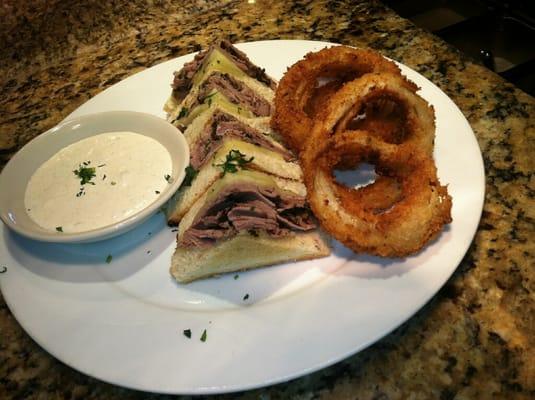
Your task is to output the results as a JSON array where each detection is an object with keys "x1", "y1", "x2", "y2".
[{"x1": 0, "y1": 0, "x2": 534, "y2": 399}]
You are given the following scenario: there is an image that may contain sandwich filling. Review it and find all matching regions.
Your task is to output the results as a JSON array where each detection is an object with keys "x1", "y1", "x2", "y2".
[
  {"x1": 172, "y1": 40, "x2": 276, "y2": 102},
  {"x1": 179, "y1": 182, "x2": 317, "y2": 248},
  {"x1": 190, "y1": 111, "x2": 293, "y2": 169}
]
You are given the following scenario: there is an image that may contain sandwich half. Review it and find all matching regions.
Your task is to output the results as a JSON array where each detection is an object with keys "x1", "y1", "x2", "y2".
[
  {"x1": 166, "y1": 40, "x2": 276, "y2": 130},
  {"x1": 171, "y1": 170, "x2": 330, "y2": 283},
  {"x1": 166, "y1": 108, "x2": 303, "y2": 225}
]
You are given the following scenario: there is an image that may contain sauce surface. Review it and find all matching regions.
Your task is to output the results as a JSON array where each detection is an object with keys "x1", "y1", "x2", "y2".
[{"x1": 25, "y1": 131, "x2": 172, "y2": 233}]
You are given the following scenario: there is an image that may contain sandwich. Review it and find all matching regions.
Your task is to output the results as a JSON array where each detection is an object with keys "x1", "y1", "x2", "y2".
[
  {"x1": 165, "y1": 41, "x2": 330, "y2": 283},
  {"x1": 166, "y1": 107, "x2": 303, "y2": 225},
  {"x1": 171, "y1": 169, "x2": 330, "y2": 283},
  {"x1": 165, "y1": 40, "x2": 276, "y2": 130}
]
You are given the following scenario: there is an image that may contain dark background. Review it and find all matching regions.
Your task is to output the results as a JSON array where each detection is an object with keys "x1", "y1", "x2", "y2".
[{"x1": 384, "y1": 0, "x2": 535, "y2": 96}]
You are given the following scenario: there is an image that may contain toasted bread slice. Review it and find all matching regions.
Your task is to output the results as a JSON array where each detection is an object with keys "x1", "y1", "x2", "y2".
[{"x1": 171, "y1": 231, "x2": 330, "y2": 283}]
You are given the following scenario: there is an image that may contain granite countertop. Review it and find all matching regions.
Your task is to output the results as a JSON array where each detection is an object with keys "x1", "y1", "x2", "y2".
[{"x1": 0, "y1": 0, "x2": 533, "y2": 398}]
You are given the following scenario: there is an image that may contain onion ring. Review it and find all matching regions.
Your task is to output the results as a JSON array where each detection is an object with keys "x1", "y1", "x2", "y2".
[
  {"x1": 301, "y1": 131, "x2": 452, "y2": 257},
  {"x1": 310, "y1": 72, "x2": 436, "y2": 157},
  {"x1": 272, "y1": 46, "x2": 415, "y2": 153}
]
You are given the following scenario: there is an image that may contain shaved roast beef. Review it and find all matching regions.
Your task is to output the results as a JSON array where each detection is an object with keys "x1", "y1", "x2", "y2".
[
  {"x1": 172, "y1": 49, "x2": 208, "y2": 102},
  {"x1": 219, "y1": 41, "x2": 276, "y2": 90},
  {"x1": 190, "y1": 111, "x2": 293, "y2": 169},
  {"x1": 179, "y1": 183, "x2": 316, "y2": 248}
]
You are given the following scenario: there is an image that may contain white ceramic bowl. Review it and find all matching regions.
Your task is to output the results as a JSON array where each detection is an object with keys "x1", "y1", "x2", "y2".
[{"x1": 0, "y1": 111, "x2": 189, "y2": 243}]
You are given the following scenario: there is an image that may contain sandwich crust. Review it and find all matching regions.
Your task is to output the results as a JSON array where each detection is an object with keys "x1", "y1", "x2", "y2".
[{"x1": 171, "y1": 230, "x2": 330, "y2": 283}]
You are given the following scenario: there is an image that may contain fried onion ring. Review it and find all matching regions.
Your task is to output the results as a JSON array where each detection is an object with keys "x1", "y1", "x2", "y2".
[
  {"x1": 311, "y1": 72, "x2": 436, "y2": 157},
  {"x1": 301, "y1": 131, "x2": 452, "y2": 257},
  {"x1": 272, "y1": 46, "x2": 416, "y2": 153}
]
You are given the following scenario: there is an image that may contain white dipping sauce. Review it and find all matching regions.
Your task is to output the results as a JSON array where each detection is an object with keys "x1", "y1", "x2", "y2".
[{"x1": 25, "y1": 131, "x2": 172, "y2": 233}]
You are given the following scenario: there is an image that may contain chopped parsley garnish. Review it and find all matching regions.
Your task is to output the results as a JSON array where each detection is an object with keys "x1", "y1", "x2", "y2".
[
  {"x1": 182, "y1": 165, "x2": 198, "y2": 187},
  {"x1": 178, "y1": 107, "x2": 189, "y2": 119},
  {"x1": 216, "y1": 150, "x2": 254, "y2": 175},
  {"x1": 183, "y1": 329, "x2": 192, "y2": 338},
  {"x1": 111, "y1": 181, "x2": 117, "y2": 186},
  {"x1": 73, "y1": 163, "x2": 96, "y2": 185},
  {"x1": 243, "y1": 293, "x2": 249, "y2": 301},
  {"x1": 234, "y1": 274, "x2": 239, "y2": 280},
  {"x1": 97, "y1": 163, "x2": 106, "y2": 168},
  {"x1": 76, "y1": 187, "x2": 85, "y2": 197},
  {"x1": 164, "y1": 174, "x2": 173, "y2": 183},
  {"x1": 155, "y1": 190, "x2": 160, "y2": 194},
  {"x1": 0, "y1": 266, "x2": 7, "y2": 274},
  {"x1": 105, "y1": 254, "x2": 113, "y2": 263},
  {"x1": 200, "y1": 329, "x2": 207, "y2": 342},
  {"x1": 55, "y1": 226, "x2": 63, "y2": 232}
]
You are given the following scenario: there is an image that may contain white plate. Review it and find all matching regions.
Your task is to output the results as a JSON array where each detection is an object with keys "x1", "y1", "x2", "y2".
[
  {"x1": 0, "y1": 111, "x2": 189, "y2": 243},
  {"x1": 0, "y1": 40, "x2": 485, "y2": 394}
]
